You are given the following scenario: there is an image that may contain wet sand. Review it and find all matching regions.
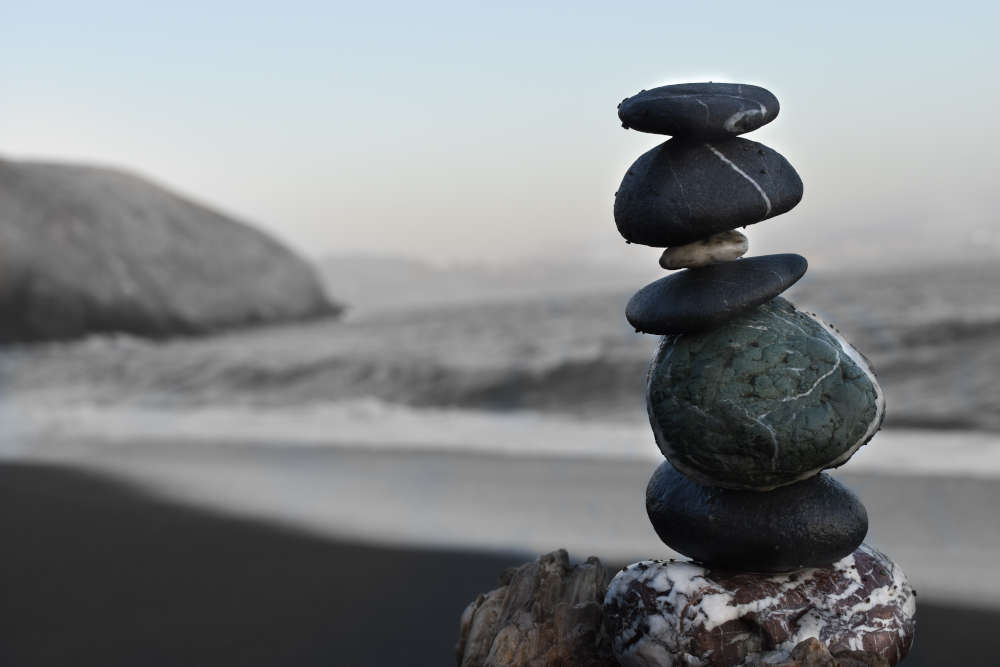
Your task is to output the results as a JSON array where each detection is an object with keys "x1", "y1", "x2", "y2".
[
  {"x1": 0, "y1": 458, "x2": 997, "y2": 665},
  {"x1": 24, "y1": 438, "x2": 1000, "y2": 606},
  {"x1": 0, "y1": 462, "x2": 521, "y2": 666}
]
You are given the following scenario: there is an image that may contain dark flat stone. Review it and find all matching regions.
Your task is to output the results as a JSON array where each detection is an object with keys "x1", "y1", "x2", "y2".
[
  {"x1": 618, "y1": 82, "x2": 779, "y2": 138},
  {"x1": 647, "y1": 297, "x2": 885, "y2": 490},
  {"x1": 646, "y1": 460, "x2": 868, "y2": 572},
  {"x1": 625, "y1": 253, "x2": 807, "y2": 335},
  {"x1": 614, "y1": 137, "x2": 803, "y2": 247}
]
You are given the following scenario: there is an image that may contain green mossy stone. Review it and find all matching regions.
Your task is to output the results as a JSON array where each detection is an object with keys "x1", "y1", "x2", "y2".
[{"x1": 646, "y1": 297, "x2": 885, "y2": 490}]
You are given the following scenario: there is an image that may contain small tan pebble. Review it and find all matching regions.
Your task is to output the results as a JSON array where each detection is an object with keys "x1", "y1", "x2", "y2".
[{"x1": 659, "y1": 230, "x2": 749, "y2": 269}]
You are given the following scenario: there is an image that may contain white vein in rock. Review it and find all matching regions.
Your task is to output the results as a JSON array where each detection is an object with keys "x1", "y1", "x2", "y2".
[
  {"x1": 605, "y1": 544, "x2": 914, "y2": 666},
  {"x1": 694, "y1": 98, "x2": 711, "y2": 125},
  {"x1": 704, "y1": 143, "x2": 772, "y2": 217},
  {"x1": 767, "y1": 308, "x2": 886, "y2": 480},
  {"x1": 722, "y1": 102, "x2": 767, "y2": 133},
  {"x1": 780, "y1": 355, "x2": 840, "y2": 403}
]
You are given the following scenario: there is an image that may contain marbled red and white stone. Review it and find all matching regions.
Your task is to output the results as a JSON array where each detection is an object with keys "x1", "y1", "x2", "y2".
[{"x1": 603, "y1": 544, "x2": 915, "y2": 667}]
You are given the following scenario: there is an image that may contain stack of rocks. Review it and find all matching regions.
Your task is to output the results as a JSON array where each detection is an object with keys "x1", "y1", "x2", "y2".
[{"x1": 602, "y1": 83, "x2": 917, "y2": 666}]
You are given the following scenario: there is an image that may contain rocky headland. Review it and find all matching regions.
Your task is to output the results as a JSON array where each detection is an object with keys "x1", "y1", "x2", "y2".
[{"x1": 0, "y1": 158, "x2": 337, "y2": 342}]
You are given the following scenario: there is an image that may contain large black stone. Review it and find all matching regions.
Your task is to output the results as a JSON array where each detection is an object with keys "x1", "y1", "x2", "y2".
[
  {"x1": 614, "y1": 137, "x2": 803, "y2": 247},
  {"x1": 625, "y1": 254, "x2": 807, "y2": 335},
  {"x1": 646, "y1": 460, "x2": 868, "y2": 572},
  {"x1": 618, "y1": 82, "x2": 779, "y2": 138}
]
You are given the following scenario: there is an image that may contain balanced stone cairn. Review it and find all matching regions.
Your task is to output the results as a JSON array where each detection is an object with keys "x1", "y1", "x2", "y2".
[{"x1": 603, "y1": 83, "x2": 917, "y2": 666}]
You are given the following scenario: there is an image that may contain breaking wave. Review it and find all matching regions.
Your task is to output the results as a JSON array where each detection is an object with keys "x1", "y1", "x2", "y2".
[{"x1": 1, "y1": 280, "x2": 999, "y2": 434}]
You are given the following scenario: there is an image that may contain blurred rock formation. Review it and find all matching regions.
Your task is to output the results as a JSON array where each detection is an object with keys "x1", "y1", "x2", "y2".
[{"x1": 0, "y1": 158, "x2": 338, "y2": 342}]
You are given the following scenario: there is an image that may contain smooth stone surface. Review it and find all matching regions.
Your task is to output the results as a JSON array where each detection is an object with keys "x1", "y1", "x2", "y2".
[
  {"x1": 659, "y1": 230, "x2": 748, "y2": 269},
  {"x1": 618, "y1": 82, "x2": 779, "y2": 138},
  {"x1": 626, "y1": 254, "x2": 806, "y2": 335},
  {"x1": 646, "y1": 460, "x2": 867, "y2": 572},
  {"x1": 614, "y1": 137, "x2": 803, "y2": 247},
  {"x1": 0, "y1": 158, "x2": 338, "y2": 342},
  {"x1": 603, "y1": 544, "x2": 916, "y2": 666},
  {"x1": 647, "y1": 297, "x2": 885, "y2": 490}
]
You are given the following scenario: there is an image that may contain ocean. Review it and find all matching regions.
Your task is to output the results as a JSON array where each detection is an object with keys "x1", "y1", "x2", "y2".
[
  {"x1": 1, "y1": 260, "x2": 998, "y2": 472},
  {"x1": 2, "y1": 259, "x2": 997, "y2": 609}
]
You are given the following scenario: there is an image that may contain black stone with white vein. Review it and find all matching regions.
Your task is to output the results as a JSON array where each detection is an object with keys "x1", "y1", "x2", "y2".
[
  {"x1": 646, "y1": 460, "x2": 867, "y2": 572},
  {"x1": 618, "y1": 82, "x2": 779, "y2": 138},
  {"x1": 614, "y1": 137, "x2": 803, "y2": 247},
  {"x1": 625, "y1": 253, "x2": 807, "y2": 335}
]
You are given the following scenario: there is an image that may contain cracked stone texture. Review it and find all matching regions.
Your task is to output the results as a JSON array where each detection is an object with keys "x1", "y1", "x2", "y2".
[
  {"x1": 603, "y1": 544, "x2": 915, "y2": 667},
  {"x1": 613, "y1": 137, "x2": 803, "y2": 247},
  {"x1": 455, "y1": 549, "x2": 617, "y2": 667},
  {"x1": 646, "y1": 460, "x2": 867, "y2": 572},
  {"x1": 647, "y1": 297, "x2": 884, "y2": 490},
  {"x1": 618, "y1": 82, "x2": 779, "y2": 138}
]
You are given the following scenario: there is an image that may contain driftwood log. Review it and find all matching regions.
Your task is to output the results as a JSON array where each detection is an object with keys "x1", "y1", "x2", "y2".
[{"x1": 456, "y1": 551, "x2": 890, "y2": 667}]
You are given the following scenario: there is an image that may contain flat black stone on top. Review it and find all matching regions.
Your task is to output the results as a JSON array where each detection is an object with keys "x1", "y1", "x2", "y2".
[
  {"x1": 625, "y1": 253, "x2": 807, "y2": 335},
  {"x1": 618, "y1": 82, "x2": 779, "y2": 138},
  {"x1": 646, "y1": 460, "x2": 868, "y2": 573},
  {"x1": 614, "y1": 137, "x2": 803, "y2": 247}
]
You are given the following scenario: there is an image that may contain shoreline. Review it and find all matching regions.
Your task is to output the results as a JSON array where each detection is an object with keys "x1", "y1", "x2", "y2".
[
  {"x1": 0, "y1": 459, "x2": 992, "y2": 666},
  {"x1": 15, "y1": 435, "x2": 1000, "y2": 607},
  {"x1": 9, "y1": 420, "x2": 1000, "y2": 477}
]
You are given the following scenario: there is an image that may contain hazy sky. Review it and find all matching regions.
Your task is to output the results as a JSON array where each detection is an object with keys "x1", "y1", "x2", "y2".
[{"x1": 5, "y1": 2, "x2": 1000, "y2": 269}]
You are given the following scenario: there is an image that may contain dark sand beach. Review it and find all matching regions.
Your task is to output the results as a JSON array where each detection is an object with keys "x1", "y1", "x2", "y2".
[
  {"x1": 0, "y1": 461, "x2": 995, "y2": 666},
  {"x1": 24, "y1": 437, "x2": 1000, "y2": 604},
  {"x1": 0, "y1": 462, "x2": 521, "y2": 666}
]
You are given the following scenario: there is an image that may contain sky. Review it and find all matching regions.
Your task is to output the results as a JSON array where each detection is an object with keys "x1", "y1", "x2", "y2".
[{"x1": 4, "y1": 1, "x2": 1000, "y2": 269}]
